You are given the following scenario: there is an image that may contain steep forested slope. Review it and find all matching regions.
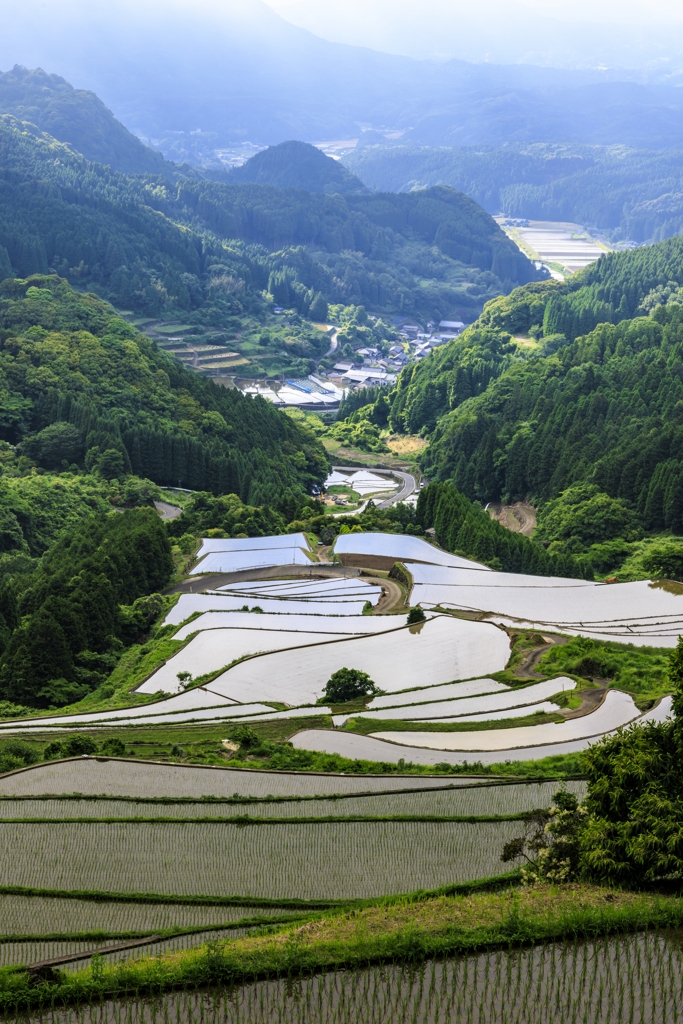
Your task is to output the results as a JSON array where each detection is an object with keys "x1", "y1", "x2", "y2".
[
  {"x1": 0, "y1": 276, "x2": 327, "y2": 506},
  {"x1": 0, "y1": 66, "x2": 171, "y2": 175},
  {"x1": 424, "y1": 308, "x2": 683, "y2": 535},
  {"x1": 0, "y1": 508, "x2": 175, "y2": 708},
  {"x1": 0, "y1": 114, "x2": 537, "y2": 323},
  {"x1": 388, "y1": 238, "x2": 683, "y2": 438}
]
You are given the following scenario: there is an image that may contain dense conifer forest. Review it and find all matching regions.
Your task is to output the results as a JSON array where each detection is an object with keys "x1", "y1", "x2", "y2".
[
  {"x1": 0, "y1": 116, "x2": 535, "y2": 324},
  {"x1": 0, "y1": 276, "x2": 328, "y2": 504}
]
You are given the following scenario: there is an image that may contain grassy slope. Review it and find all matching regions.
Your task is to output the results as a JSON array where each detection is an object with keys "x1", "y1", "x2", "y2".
[{"x1": 4, "y1": 883, "x2": 683, "y2": 1010}]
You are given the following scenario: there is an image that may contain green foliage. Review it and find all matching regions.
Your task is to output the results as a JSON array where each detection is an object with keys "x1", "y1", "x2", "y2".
[
  {"x1": 229, "y1": 141, "x2": 366, "y2": 195},
  {"x1": 539, "y1": 636, "x2": 670, "y2": 697},
  {"x1": 43, "y1": 735, "x2": 98, "y2": 760},
  {"x1": 571, "y1": 639, "x2": 683, "y2": 886},
  {"x1": 419, "y1": 305, "x2": 683, "y2": 537},
  {"x1": 502, "y1": 790, "x2": 584, "y2": 885},
  {"x1": 388, "y1": 326, "x2": 518, "y2": 435},
  {"x1": 0, "y1": 738, "x2": 38, "y2": 774},
  {"x1": 407, "y1": 607, "x2": 426, "y2": 624},
  {"x1": 329, "y1": 414, "x2": 388, "y2": 453},
  {"x1": 0, "y1": 66, "x2": 171, "y2": 175},
  {"x1": 167, "y1": 492, "x2": 296, "y2": 540},
  {"x1": 0, "y1": 114, "x2": 535, "y2": 325},
  {"x1": 20, "y1": 422, "x2": 83, "y2": 469},
  {"x1": 345, "y1": 143, "x2": 683, "y2": 244},
  {"x1": 0, "y1": 276, "x2": 327, "y2": 503},
  {"x1": 0, "y1": 508, "x2": 174, "y2": 708},
  {"x1": 417, "y1": 482, "x2": 591, "y2": 578},
  {"x1": 640, "y1": 543, "x2": 683, "y2": 582},
  {"x1": 320, "y1": 668, "x2": 379, "y2": 704},
  {"x1": 535, "y1": 484, "x2": 642, "y2": 551}
]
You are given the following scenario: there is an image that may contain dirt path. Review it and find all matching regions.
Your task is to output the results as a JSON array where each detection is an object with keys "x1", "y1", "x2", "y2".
[
  {"x1": 371, "y1": 577, "x2": 404, "y2": 613},
  {"x1": 513, "y1": 632, "x2": 608, "y2": 721},
  {"x1": 513, "y1": 633, "x2": 569, "y2": 680},
  {"x1": 487, "y1": 502, "x2": 537, "y2": 537}
]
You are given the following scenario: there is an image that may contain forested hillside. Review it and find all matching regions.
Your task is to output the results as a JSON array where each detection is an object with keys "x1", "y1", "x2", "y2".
[
  {"x1": 0, "y1": 509, "x2": 174, "y2": 708},
  {"x1": 0, "y1": 66, "x2": 171, "y2": 176},
  {"x1": 0, "y1": 276, "x2": 327, "y2": 507},
  {"x1": 229, "y1": 141, "x2": 366, "y2": 194},
  {"x1": 387, "y1": 237, "x2": 683, "y2": 436},
  {"x1": 329, "y1": 232, "x2": 683, "y2": 579},
  {"x1": 0, "y1": 114, "x2": 537, "y2": 323},
  {"x1": 344, "y1": 144, "x2": 683, "y2": 243},
  {"x1": 424, "y1": 307, "x2": 683, "y2": 531}
]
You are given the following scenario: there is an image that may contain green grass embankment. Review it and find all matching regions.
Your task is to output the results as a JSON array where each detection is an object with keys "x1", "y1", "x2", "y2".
[{"x1": 3, "y1": 882, "x2": 683, "y2": 1013}]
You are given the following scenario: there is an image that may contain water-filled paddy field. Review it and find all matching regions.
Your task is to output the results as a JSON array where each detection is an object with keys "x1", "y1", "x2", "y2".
[{"x1": 16, "y1": 930, "x2": 683, "y2": 1023}]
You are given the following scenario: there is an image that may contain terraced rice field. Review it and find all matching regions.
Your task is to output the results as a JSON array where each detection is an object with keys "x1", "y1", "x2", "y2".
[
  {"x1": 294, "y1": 696, "x2": 673, "y2": 765},
  {"x1": 326, "y1": 470, "x2": 396, "y2": 496},
  {"x1": 0, "y1": 780, "x2": 586, "y2": 820},
  {"x1": 164, "y1": 593, "x2": 374, "y2": 618},
  {"x1": 196, "y1": 535, "x2": 309, "y2": 558},
  {"x1": 37, "y1": 930, "x2": 683, "y2": 1023},
  {"x1": 0, "y1": 760, "x2": 486, "y2": 798},
  {"x1": 0, "y1": 895, "x2": 297, "y2": 935},
  {"x1": 345, "y1": 678, "x2": 576, "y2": 723},
  {"x1": 190, "y1": 548, "x2": 313, "y2": 575},
  {"x1": 334, "y1": 532, "x2": 488, "y2": 569},
  {"x1": 410, "y1": 563, "x2": 683, "y2": 648},
  {"x1": 138, "y1": 627, "x2": 353, "y2": 694},
  {"x1": 0, "y1": 820, "x2": 525, "y2": 899},
  {"x1": 168, "y1": 611, "x2": 396, "y2": 636},
  {"x1": 216, "y1": 578, "x2": 382, "y2": 602},
  {"x1": 0, "y1": 930, "x2": 255, "y2": 970},
  {"x1": 205, "y1": 616, "x2": 510, "y2": 705}
]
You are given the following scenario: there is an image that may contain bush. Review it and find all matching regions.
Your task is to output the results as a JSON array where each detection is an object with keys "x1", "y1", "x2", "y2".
[
  {"x1": 229, "y1": 726, "x2": 262, "y2": 749},
  {"x1": 641, "y1": 543, "x2": 683, "y2": 581},
  {"x1": 43, "y1": 734, "x2": 98, "y2": 760},
  {"x1": 407, "y1": 607, "x2": 426, "y2": 624},
  {"x1": 0, "y1": 738, "x2": 38, "y2": 773},
  {"x1": 320, "y1": 667, "x2": 379, "y2": 704},
  {"x1": 100, "y1": 737, "x2": 126, "y2": 756},
  {"x1": 0, "y1": 701, "x2": 30, "y2": 719}
]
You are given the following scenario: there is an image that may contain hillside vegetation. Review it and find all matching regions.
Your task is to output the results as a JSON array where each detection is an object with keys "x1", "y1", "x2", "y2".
[
  {"x1": 345, "y1": 143, "x2": 683, "y2": 244},
  {"x1": 0, "y1": 276, "x2": 327, "y2": 506},
  {"x1": 0, "y1": 66, "x2": 172, "y2": 176},
  {"x1": 0, "y1": 113, "x2": 537, "y2": 324},
  {"x1": 337, "y1": 232, "x2": 683, "y2": 576},
  {"x1": 229, "y1": 141, "x2": 367, "y2": 194}
]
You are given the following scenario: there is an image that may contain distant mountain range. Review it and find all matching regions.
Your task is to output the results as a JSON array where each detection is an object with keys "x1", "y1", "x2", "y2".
[
  {"x1": 4, "y1": 0, "x2": 683, "y2": 162},
  {"x1": 274, "y1": 0, "x2": 683, "y2": 72}
]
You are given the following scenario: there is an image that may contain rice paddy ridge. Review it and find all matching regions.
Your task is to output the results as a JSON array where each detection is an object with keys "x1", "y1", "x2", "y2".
[
  {"x1": 6, "y1": 884, "x2": 683, "y2": 1017},
  {"x1": 0, "y1": 776, "x2": 587, "y2": 803},
  {"x1": 0, "y1": 781, "x2": 587, "y2": 821}
]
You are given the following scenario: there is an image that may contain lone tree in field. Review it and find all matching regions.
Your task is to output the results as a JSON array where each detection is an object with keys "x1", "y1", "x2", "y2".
[
  {"x1": 407, "y1": 607, "x2": 426, "y2": 624},
  {"x1": 321, "y1": 667, "x2": 379, "y2": 704}
]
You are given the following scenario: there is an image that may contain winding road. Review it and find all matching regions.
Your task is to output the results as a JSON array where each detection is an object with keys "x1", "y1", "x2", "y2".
[{"x1": 331, "y1": 465, "x2": 417, "y2": 509}]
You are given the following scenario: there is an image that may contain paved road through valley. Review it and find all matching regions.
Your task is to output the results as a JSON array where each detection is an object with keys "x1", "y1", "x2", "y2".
[{"x1": 331, "y1": 465, "x2": 417, "y2": 509}]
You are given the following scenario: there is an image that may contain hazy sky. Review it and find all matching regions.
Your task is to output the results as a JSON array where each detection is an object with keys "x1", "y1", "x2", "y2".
[{"x1": 265, "y1": 0, "x2": 683, "y2": 24}]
